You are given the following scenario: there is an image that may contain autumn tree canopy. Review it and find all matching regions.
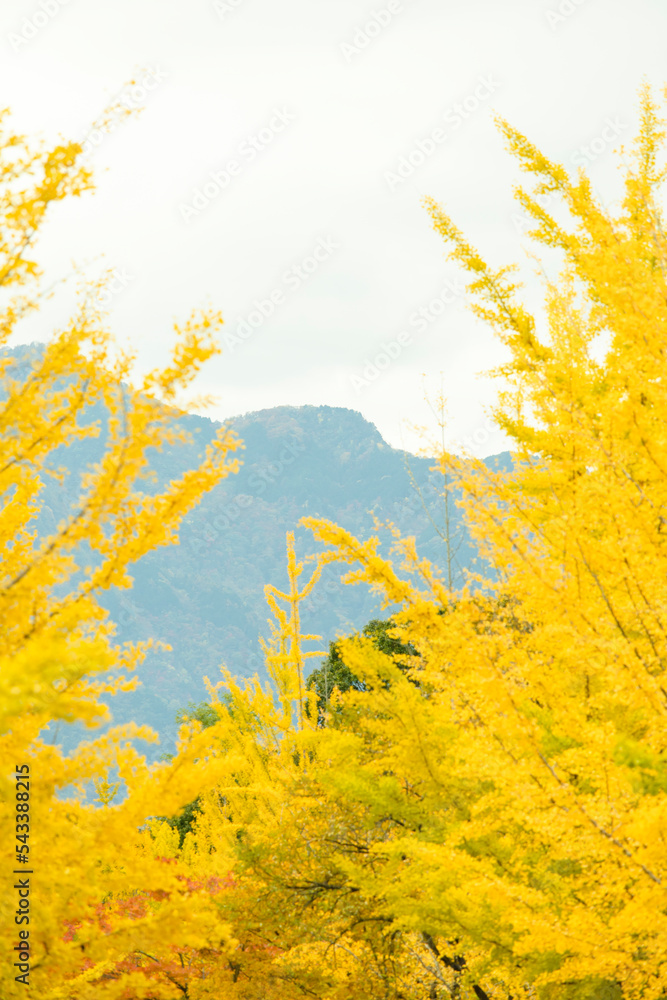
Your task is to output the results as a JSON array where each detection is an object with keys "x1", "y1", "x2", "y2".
[
  {"x1": 3, "y1": 81, "x2": 667, "y2": 1000},
  {"x1": 174, "y1": 84, "x2": 667, "y2": 1000},
  {"x1": 0, "y1": 106, "x2": 244, "y2": 998}
]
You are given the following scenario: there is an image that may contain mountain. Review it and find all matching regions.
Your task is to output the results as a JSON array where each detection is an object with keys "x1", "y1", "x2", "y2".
[{"x1": 2, "y1": 344, "x2": 511, "y2": 756}]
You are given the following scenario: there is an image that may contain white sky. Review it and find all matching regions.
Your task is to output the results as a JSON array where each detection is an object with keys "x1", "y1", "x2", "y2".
[{"x1": 1, "y1": 0, "x2": 666, "y2": 455}]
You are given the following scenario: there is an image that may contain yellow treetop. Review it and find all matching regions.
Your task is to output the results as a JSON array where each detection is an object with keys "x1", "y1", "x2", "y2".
[
  {"x1": 177, "y1": 83, "x2": 667, "y2": 1000},
  {"x1": 0, "y1": 106, "x2": 241, "y2": 998}
]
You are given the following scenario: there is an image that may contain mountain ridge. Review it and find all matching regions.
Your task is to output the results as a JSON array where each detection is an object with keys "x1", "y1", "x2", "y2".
[{"x1": 2, "y1": 343, "x2": 511, "y2": 755}]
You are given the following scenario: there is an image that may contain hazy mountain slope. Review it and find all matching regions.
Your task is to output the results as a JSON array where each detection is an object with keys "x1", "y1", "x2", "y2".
[{"x1": 2, "y1": 344, "x2": 510, "y2": 754}]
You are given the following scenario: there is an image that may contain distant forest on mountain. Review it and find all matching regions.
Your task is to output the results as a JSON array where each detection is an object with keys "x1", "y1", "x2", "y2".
[{"x1": 2, "y1": 342, "x2": 509, "y2": 754}]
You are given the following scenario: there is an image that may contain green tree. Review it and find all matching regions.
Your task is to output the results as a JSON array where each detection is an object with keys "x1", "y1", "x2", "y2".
[
  {"x1": 160, "y1": 697, "x2": 232, "y2": 845},
  {"x1": 306, "y1": 617, "x2": 418, "y2": 719}
]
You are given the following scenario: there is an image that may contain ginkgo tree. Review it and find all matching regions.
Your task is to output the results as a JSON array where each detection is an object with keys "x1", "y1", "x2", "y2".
[
  {"x1": 162, "y1": 531, "x2": 422, "y2": 999},
  {"x1": 171, "y1": 83, "x2": 667, "y2": 1000},
  {"x1": 0, "y1": 106, "x2": 243, "y2": 998},
  {"x1": 301, "y1": 83, "x2": 667, "y2": 999}
]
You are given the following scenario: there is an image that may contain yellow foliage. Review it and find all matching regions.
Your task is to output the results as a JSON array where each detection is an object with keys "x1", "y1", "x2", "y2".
[
  {"x1": 5, "y1": 80, "x2": 667, "y2": 1000},
  {"x1": 0, "y1": 108, "x2": 240, "y2": 997},
  {"x1": 176, "y1": 85, "x2": 667, "y2": 1000}
]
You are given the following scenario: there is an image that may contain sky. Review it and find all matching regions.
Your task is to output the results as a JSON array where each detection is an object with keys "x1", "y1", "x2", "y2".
[{"x1": 1, "y1": 0, "x2": 666, "y2": 456}]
